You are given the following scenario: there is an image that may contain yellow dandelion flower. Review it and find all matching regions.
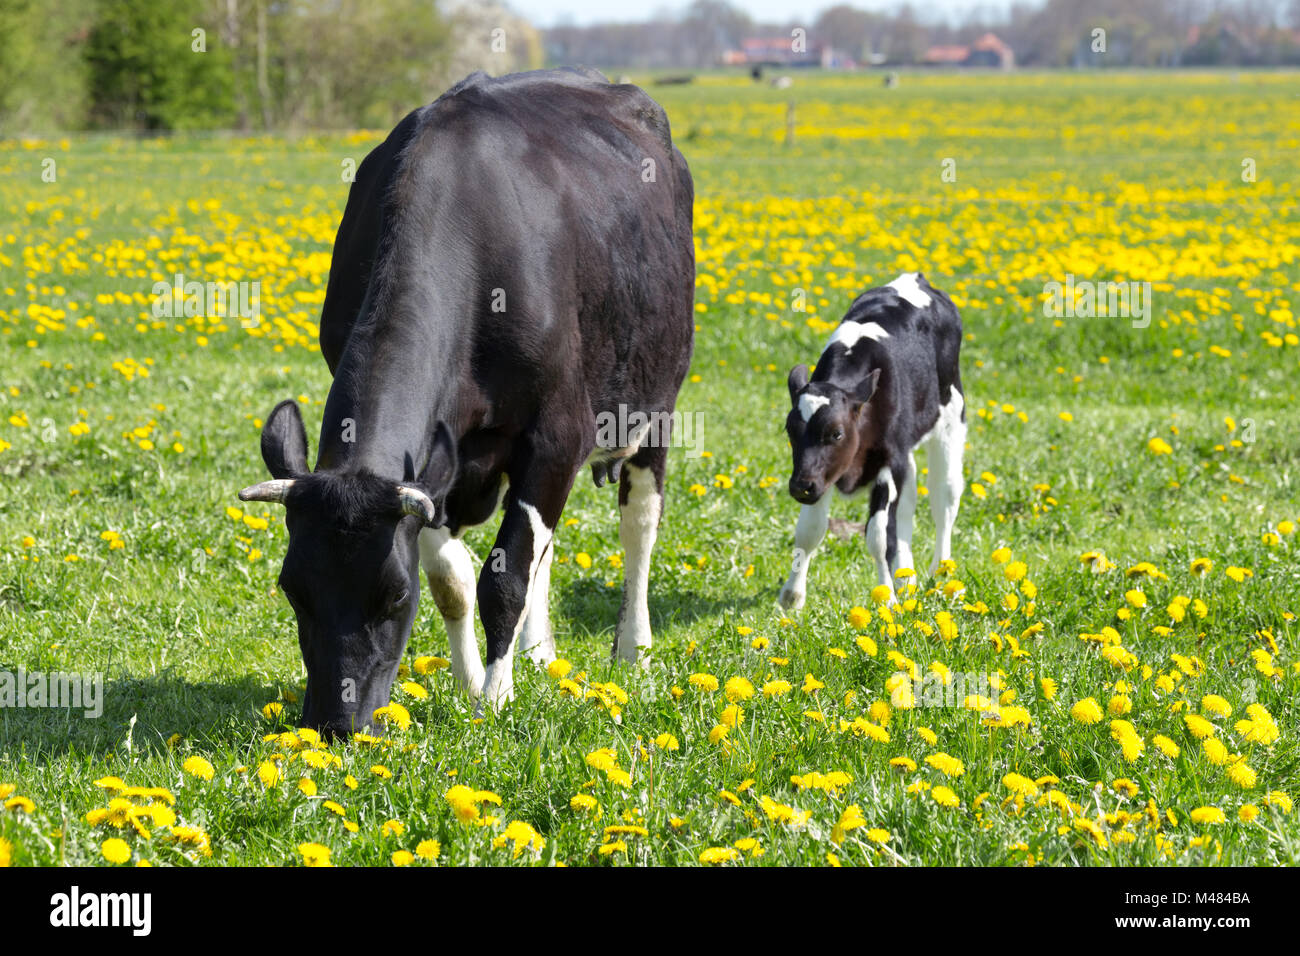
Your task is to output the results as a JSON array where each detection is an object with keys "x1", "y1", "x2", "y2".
[
  {"x1": 298, "y1": 842, "x2": 332, "y2": 866},
  {"x1": 101, "y1": 838, "x2": 131, "y2": 864},
  {"x1": 182, "y1": 756, "x2": 214, "y2": 781},
  {"x1": 925, "y1": 753, "x2": 965, "y2": 777},
  {"x1": 1201, "y1": 695, "x2": 1232, "y2": 717},
  {"x1": 1184, "y1": 713, "x2": 1216, "y2": 740},
  {"x1": 688, "y1": 673, "x2": 719, "y2": 693},
  {"x1": 1189, "y1": 806, "x2": 1226, "y2": 825},
  {"x1": 1070, "y1": 698, "x2": 1103, "y2": 724},
  {"x1": 1152, "y1": 735, "x2": 1180, "y2": 758},
  {"x1": 724, "y1": 677, "x2": 755, "y2": 702},
  {"x1": 1264, "y1": 792, "x2": 1292, "y2": 814},
  {"x1": 931, "y1": 786, "x2": 960, "y2": 808},
  {"x1": 699, "y1": 846, "x2": 738, "y2": 865}
]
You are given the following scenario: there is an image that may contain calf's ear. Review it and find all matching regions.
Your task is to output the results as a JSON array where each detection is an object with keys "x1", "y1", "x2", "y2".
[
  {"x1": 851, "y1": 367, "x2": 883, "y2": 417},
  {"x1": 261, "y1": 400, "x2": 310, "y2": 479},
  {"x1": 787, "y1": 364, "x2": 810, "y2": 403}
]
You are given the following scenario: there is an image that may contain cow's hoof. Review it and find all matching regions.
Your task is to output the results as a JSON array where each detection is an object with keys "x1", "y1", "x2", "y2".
[
  {"x1": 476, "y1": 664, "x2": 514, "y2": 714},
  {"x1": 455, "y1": 666, "x2": 486, "y2": 700},
  {"x1": 523, "y1": 647, "x2": 557, "y2": 668},
  {"x1": 613, "y1": 615, "x2": 651, "y2": 667},
  {"x1": 521, "y1": 634, "x2": 557, "y2": 668},
  {"x1": 612, "y1": 641, "x2": 649, "y2": 667},
  {"x1": 474, "y1": 688, "x2": 513, "y2": 719},
  {"x1": 778, "y1": 583, "x2": 805, "y2": 610}
]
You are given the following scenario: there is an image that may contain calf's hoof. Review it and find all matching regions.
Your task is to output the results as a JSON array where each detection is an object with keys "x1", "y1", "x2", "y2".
[{"x1": 778, "y1": 582, "x2": 805, "y2": 611}]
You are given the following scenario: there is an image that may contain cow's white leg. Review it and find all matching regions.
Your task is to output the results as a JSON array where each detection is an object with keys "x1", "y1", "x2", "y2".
[
  {"x1": 419, "y1": 526, "x2": 485, "y2": 697},
  {"x1": 518, "y1": 539, "x2": 556, "y2": 666},
  {"x1": 927, "y1": 389, "x2": 966, "y2": 573},
  {"x1": 778, "y1": 491, "x2": 831, "y2": 610},
  {"x1": 614, "y1": 462, "x2": 661, "y2": 664},
  {"x1": 866, "y1": 466, "x2": 898, "y2": 600},
  {"x1": 893, "y1": 452, "x2": 917, "y2": 575},
  {"x1": 480, "y1": 501, "x2": 551, "y2": 711}
]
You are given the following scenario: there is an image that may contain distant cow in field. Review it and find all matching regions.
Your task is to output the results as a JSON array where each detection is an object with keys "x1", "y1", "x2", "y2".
[
  {"x1": 778, "y1": 272, "x2": 965, "y2": 609},
  {"x1": 238, "y1": 68, "x2": 695, "y2": 735}
]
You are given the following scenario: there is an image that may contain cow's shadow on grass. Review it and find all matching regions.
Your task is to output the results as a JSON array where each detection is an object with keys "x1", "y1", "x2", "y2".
[
  {"x1": 552, "y1": 576, "x2": 767, "y2": 641},
  {"x1": 0, "y1": 672, "x2": 284, "y2": 761},
  {"x1": 4, "y1": 580, "x2": 767, "y2": 761}
]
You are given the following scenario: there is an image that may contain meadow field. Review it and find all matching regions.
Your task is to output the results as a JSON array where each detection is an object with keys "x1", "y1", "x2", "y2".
[{"x1": 1, "y1": 71, "x2": 1298, "y2": 867}]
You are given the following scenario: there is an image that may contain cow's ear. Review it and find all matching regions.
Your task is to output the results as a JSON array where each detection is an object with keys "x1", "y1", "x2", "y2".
[
  {"x1": 420, "y1": 422, "x2": 457, "y2": 489},
  {"x1": 417, "y1": 423, "x2": 458, "y2": 527},
  {"x1": 787, "y1": 364, "x2": 810, "y2": 403},
  {"x1": 261, "y1": 400, "x2": 310, "y2": 479},
  {"x1": 850, "y1": 367, "x2": 882, "y2": 417}
]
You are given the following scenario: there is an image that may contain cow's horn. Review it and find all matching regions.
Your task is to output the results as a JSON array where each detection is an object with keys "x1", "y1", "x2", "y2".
[
  {"x1": 238, "y1": 479, "x2": 296, "y2": 504},
  {"x1": 396, "y1": 485, "x2": 437, "y2": 524}
]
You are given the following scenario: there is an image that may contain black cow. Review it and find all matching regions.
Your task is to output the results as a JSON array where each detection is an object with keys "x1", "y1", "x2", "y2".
[
  {"x1": 239, "y1": 69, "x2": 695, "y2": 735},
  {"x1": 778, "y1": 272, "x2": 965, "y2": 609}
]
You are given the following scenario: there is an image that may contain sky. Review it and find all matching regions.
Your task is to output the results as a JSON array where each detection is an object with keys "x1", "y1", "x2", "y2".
[{"x1": 509, "y1": 0, "x2": 1015, "y2": 29}]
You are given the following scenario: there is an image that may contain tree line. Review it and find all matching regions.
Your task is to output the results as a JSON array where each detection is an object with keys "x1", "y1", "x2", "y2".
[
  {"x1": 0, "y1": 0, "x2": 540, "y2": 134},
  {"x1": 3, "y1": 0, "x2": 1298, "y2": 133}
]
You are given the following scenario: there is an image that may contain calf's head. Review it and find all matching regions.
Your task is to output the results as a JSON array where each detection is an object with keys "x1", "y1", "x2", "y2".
[
  {"x1": 239, "y1": 400, "x2": 456, "y2": 739},
  {"x1": 785, "y1": 364, "x2": 880, "y2": 503}
]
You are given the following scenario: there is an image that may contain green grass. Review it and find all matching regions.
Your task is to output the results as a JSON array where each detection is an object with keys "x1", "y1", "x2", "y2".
[{"x1": 1, "y1": 70, "x2": 1298, "y2": 867}]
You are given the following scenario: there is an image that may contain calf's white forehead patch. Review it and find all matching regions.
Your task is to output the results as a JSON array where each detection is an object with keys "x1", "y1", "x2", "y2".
[
  {"x1": 888, "y1": 272, "x2": 931, "y2": 308},
  {"x1": 827, "y1": 320, "x2": 890, "y2": 354},
  {"x1": 797, "y1": 393, "x2": 830, "y2": 422}
]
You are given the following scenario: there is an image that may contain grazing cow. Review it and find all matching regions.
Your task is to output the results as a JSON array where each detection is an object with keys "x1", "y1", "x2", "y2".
[
  {"x1": 238, "y1": 68, "x2": 695, "y2": 735},
  {"x1": 778, "y1": 272, "x2": 965, "y2": 609}
]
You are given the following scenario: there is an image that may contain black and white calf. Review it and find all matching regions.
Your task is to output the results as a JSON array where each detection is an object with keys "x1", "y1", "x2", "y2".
[
  {"x1": 778, "y1": 272, "x2": 965, "y2": 609},
  {"x1": 238, "y1": 69, "x2": 694, "y2": 734}
]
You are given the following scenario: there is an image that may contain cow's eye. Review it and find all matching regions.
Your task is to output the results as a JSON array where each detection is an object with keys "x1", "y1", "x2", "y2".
[
  {"x1": 388, "y1": 588, "x2": 411, "y2": 615},
  {"x1": 829, "y1": 429, "x2": 844, "y2": 443}
]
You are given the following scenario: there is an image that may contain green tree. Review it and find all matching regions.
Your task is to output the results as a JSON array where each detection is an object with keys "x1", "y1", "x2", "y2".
[
  {"x1": 85, "y1": 0, "x2": 234, "y2": 130},
  {"x1": 0, "y1": 0, "x2": 94, "y2": 132}
]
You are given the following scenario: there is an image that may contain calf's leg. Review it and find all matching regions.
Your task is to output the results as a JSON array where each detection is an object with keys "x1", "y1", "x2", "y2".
[
  {"x1": 778, "y1": 491, "x2": 831, "y2": 610},
  {"x1": 927, "y1": 388, "x2": 966, "y2": 572},
  {"x1": 893, "y1": 452, "x2": 918, "y2": 575},
  {"x1": 865, "y1": 465, "x2": 900, "y2": 601}
]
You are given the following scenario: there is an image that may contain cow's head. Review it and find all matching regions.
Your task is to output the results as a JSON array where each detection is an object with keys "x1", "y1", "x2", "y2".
[
  {"x1": 239, "y1": 400, "x2": 456, "y2": 739},
  {"x1": 785, "y1": 364, "x2": 880, "y2": 503}
]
